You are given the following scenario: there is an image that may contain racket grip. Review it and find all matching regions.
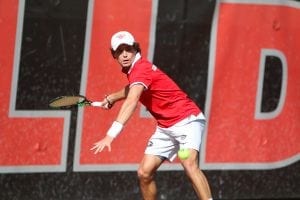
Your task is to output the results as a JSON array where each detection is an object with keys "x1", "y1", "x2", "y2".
[{"x1": 91, "y1": 101, "x2": 103, "y2": 107}]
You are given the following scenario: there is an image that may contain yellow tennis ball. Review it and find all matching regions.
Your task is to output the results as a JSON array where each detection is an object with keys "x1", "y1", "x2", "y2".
[{"x1": 178, "y1": 148, "x2": 190, "y2": 160}]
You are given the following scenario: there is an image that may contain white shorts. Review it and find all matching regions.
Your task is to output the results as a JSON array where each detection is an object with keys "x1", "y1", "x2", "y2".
[{"x1": 145, "y1": 113, "x2": 206, "y2": 162}]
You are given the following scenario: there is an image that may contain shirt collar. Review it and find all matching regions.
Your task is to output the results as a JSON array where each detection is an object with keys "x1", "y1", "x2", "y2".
[{"x1": 127, "y1": 53, "x2": 141, "y2": 74}]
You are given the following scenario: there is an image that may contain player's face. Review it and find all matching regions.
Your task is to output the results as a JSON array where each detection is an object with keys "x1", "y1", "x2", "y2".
[{"x1": 114, "y1": 44, "x2": 137, "y2": 69}]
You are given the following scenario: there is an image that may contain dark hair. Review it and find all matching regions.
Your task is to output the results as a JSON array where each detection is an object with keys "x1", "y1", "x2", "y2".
[{"x1": 110, "y1": 42, "x2": 141, "y2": 58}]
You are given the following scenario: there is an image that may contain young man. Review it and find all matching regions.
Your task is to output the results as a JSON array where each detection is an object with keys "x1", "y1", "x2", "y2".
[{"x1": 91, "y1": 31, "x2": 213, "y2": 200}]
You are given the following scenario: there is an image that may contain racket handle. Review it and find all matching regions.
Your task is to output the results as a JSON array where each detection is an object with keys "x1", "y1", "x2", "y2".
[{"x1": 91, "y1": 101, "x2": 103, "y2": 107}]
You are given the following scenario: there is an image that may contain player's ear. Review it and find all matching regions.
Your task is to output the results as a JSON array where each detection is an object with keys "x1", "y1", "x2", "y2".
[{"x1": 133, "y1": 42, "x2": 141, "y2": 54}]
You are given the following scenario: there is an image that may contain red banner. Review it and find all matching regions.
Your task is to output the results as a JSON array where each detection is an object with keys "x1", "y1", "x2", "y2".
[{"x1": 1, "y1": 0, "x2": 299, "y2": 173}]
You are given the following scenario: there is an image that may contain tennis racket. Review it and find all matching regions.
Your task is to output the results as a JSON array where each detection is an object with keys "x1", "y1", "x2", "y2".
[{"x1": 49, "y1": 95, "x2": 109, "y2": 109}]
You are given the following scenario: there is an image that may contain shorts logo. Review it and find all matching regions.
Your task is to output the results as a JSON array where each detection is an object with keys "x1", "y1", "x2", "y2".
[
  {"x1": 147, "y1": 141, "x2": 153, "y2": 147},
  {"x1": 180, "y1": 135, "x2": 186, "y2": 140}
]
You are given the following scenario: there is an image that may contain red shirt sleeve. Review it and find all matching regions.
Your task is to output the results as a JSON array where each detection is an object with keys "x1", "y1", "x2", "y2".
[{"x1": 128, "y1": 59, "x2": 152, "y2": 89}]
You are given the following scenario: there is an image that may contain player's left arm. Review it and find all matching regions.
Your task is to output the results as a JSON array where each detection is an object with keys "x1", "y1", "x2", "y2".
[
  {"x1": 91, "y1": 83, "x2": 144, "y2": 153},
  {"x1": 115, "y1": 84, "x2": 144, "y2": 125}
]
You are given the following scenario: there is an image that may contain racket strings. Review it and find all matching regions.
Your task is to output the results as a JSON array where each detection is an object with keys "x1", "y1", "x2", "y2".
[{"x1": 49, "y1": 96, "x2": 85, "y2": 107}]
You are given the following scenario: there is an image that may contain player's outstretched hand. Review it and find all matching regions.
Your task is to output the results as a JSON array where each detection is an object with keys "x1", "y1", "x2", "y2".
[
  {"x1": 91, "y1": 101, "x2": 112, "y2": 109},
  {"x1": 90, "y1": 135, "x2": 114, "y2": 154}
]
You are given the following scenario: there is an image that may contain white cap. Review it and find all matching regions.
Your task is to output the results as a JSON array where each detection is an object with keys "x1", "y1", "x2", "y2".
[{"x1": 111, "y1": 31, "x2": 135, "y2": 51}]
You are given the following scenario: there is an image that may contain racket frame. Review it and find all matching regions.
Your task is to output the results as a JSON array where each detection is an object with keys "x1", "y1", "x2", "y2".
[{"x1": 49, "y1": 95, "x2": 92, "y2": 109}]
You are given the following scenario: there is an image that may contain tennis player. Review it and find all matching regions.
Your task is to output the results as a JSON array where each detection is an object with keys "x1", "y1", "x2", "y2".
[{"x1": 91, "y1": 31, "x2": 213, "y2": 200}]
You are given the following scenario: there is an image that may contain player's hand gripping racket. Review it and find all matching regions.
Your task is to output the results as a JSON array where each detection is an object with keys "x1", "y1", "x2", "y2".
[{"x1": 49, "y1": 95, "x2": 112, "y2": 109}]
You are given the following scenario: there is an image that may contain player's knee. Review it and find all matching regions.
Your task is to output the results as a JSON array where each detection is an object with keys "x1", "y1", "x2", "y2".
[
  {"x1": 181, "y1": 159, "x2": 200, "y2": 174},
  {"x1": 137, "y1": 167, "x2": 154, "y2": 183}
]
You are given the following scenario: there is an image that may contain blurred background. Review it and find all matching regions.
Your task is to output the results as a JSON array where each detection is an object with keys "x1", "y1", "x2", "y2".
[{"x1": 0, "y1": 0, "x2": 299, "y2": 199}]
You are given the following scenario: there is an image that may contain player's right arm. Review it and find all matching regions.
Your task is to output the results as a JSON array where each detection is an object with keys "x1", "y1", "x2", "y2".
[{"x1": 100, "y1": 85, "x2": 130, "y2": 109}]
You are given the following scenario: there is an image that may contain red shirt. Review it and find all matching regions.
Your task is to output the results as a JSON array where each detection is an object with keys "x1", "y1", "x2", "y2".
[{"x1": 127, "y1": 57, "x2": 201, "y2": 128}]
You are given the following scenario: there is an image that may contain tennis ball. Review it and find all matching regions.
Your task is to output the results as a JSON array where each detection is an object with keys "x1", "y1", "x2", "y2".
[{"x1": 178, "y1": 148, "x2": 190, "y2": 160}]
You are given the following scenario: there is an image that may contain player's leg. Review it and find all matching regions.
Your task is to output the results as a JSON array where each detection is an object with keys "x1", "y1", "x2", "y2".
[
  {"x1": 179, "y1": 149, "x2": 212, "y2": 200},
  {"x1": 137, "y1": 154, "x2": 164, "y2": 200},
  {"x1": 173, "y1": 114, "x2": 213, "y2": 200},
  {"x1": 139, "y1": 127, "x2": 176, "y2": 200}
]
